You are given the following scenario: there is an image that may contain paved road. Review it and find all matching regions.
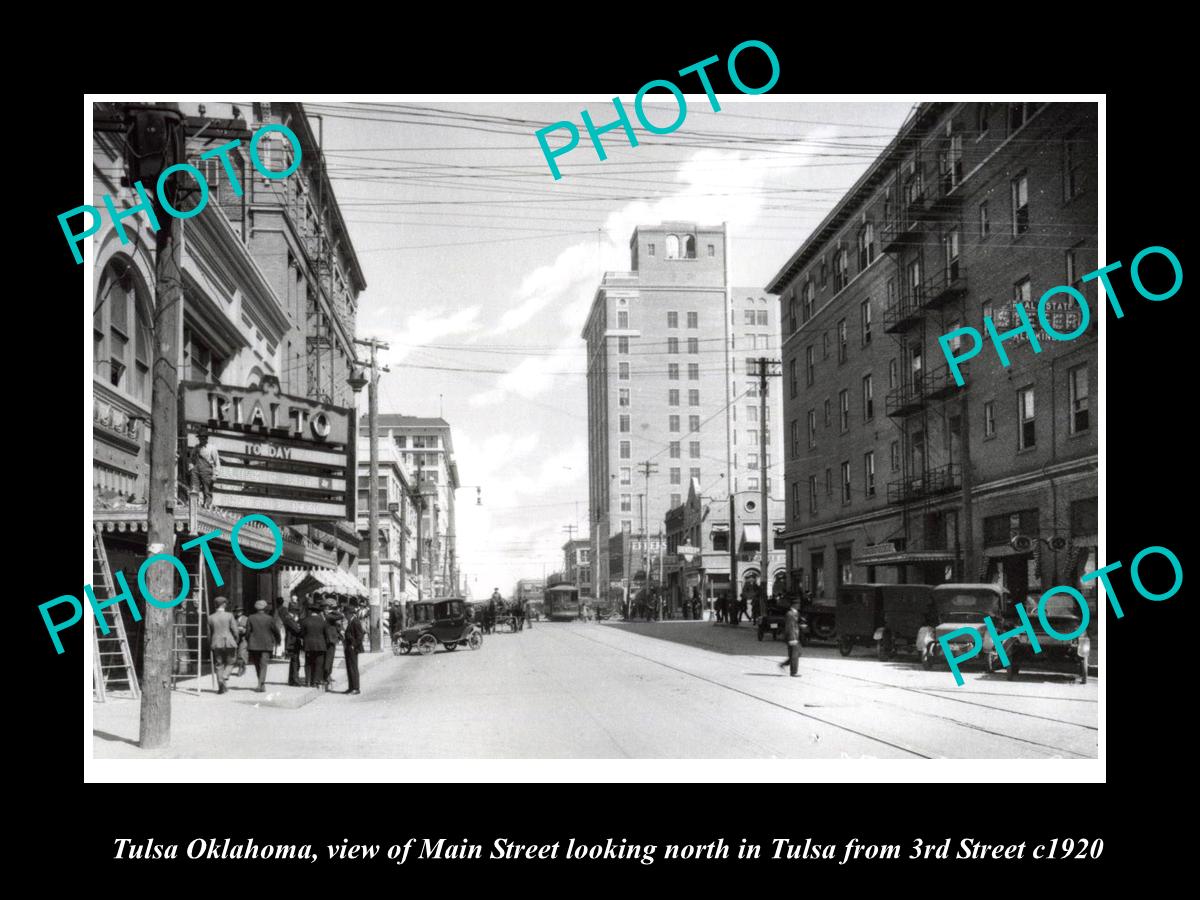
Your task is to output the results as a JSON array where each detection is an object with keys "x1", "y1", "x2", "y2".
[{"x1": 92, "y1": 621, "x2": 1097, "y2": 759}]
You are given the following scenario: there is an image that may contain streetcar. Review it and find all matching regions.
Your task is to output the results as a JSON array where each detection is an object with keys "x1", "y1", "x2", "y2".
[{"x1": 544, "y1": 582, "x2": 581, "y2": 621}]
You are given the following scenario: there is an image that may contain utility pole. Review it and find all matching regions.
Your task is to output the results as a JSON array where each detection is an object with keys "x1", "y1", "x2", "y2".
[
  {"x1": 637, "y1": 460, "x2": 658, "y2": 616},
  {"x1": 354, "y1": 337, "x2": 390, "y2": 653},
  {"x1": 126, "y1": 104, "x2": 185, "y2": 751},
  {"x1": 562, "y1": 524, "x2": 578, "y2": 593},
  {"x1": 755, "y1": 358, "x2": 782, "y2": 621}
]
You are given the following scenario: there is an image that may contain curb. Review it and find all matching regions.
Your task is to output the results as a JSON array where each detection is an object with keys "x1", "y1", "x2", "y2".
[{"x1": 172, "y1": 651, "x2": 395, "y2": 710}]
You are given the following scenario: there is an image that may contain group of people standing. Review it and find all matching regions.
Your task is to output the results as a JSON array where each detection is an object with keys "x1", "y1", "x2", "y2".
[{"x1": 207, "y1": 594, "x2": 366, "y2": 696}]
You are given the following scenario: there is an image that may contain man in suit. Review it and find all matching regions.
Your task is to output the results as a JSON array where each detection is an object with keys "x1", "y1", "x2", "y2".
[
  {"x1": 207, "y1": 596, "x2": 240, "y2": 694},
  {"x1": 343, "y1": 607, "x2": 366, "y2": 695},
  {"x1": 778, "y1": 597, "x2": 802, "y2": 677},
  {"x1": 323, "y1": 607, "x2": 342, "y2": 692},
  {"x1": 280, "y1": 599, "x2": 303, "y2": 686},
  {"x1": 299, "y1": 603, "x2": 328, "y2": 688},
  {"x1": 244, "y1": 599, "x2": 281, "y2": 693}
]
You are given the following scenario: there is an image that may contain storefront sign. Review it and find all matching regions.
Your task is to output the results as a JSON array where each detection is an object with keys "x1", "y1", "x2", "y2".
[
  {"x1": 180, "y1": 379, "x2": 355, "y2": 523},
  {"x1": 858, "y1": 542, "x2": 898, "y2": 560}
]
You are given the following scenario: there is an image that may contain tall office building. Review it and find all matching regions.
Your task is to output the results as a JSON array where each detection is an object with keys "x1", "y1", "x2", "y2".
[{"x1": 582, "y1": 223, "x2": 779, "y2": 600}]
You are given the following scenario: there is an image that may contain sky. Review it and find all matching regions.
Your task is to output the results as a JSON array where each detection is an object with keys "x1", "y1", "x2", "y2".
[{"x1": 309, "y1": 100, "x2": 913, "y2": 595}]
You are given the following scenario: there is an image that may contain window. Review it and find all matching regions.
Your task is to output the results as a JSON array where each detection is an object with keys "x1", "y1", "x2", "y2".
[
  {"x1": 687, "y1": 311, "x2": 698, "y2": 328},
  {"x1": 748, "y1": 452, "x2": 759, "y2": 470},
  {"x1": 620, "y1": 494, "x2": 632, "y2": 512},
  {"x1": 803, "y1": 280, "x2": 815, "y2": 321},
  {"x1": 756, "y1": 310, "x2": 768, "y2": 326},
  {"x1": 888, "y1": 358, "x2": 898, "y2": 389},
  {"x1": 979, "y1": 200, "x2": 990, "y2": 238},
  {"x1": 670, "y1": 467, "x2": 681, "y2": 485},
  {"x1": 748, "y1": 428, "x2": 758, "y2": 446},
  {"x1": 890, "y1": 440, "x2": 900, "y2": 471},
  {"x1": 789, "y1": 420, "x2": 799, "y2": 457},
  {"x1": 789, "y1": 359, "x2": 797, "y2": 398},
  {"x1": 825, "y1": 468, "x2": 832, "y2": 498},
  {"x1": 671, "y1": 493, "x2": 682, "y2": 508},
  {"x1": 841, "y1": 461, "x2": 852, "y2": 504},
  {"x1": 945, "y1": 228, "x2": 961, "y2": 280},
  {"x1": 687, "y1": 337, "x2": 699, "y2": 354},
  {"x1": 805, "y1": 346, "x2": 815, "y2": 386},
  {"x1": 669, "y1": 442, "x2": 680, "y2": 459},
  {"x1": 620, "y1": 466, "x2": 632, "y2": 485},
  {"x1": 984, "y1": 400, "x2": 996, "y2": 438},
  {"x1": 859, "y1": 300, "x2": 872, "y2": 347},
  {"x1": 862, "y1": 374, "x2": 874, "y2": 421},
  {"x1": 688, "y1": 389, "x2": 700, "y2": 407},
  {"x1": 619, "y1": 414, "x2": 630, "y2": 433},
  {"x1": 834, "y1": 246, "x2": 850, "y2": 291},
  {"x1": 839, "y1": 389, "x2": 849, "y2": 432},
  {"x1": 621, "y1": 521, "x2": 632, "y2": 534},
  {"x1": 690, "y1": 467, "x2": 701, "y2": 481},
  {"x1": 940, "y1": 134, "x2": 963, "y2": 192},
  {"x1": 665, "y1": 234, "x2": 679, "y2": 259},
  {"x1": 617, "y1": 310, "x2": 629, "y2": 329},
  {"x1": 619, "y1": 441, "x2": 631, "y2": 459},
  {"x1": 667, "y1": 337, "x2": 679, "y2": 354},
  {"x1": 808, "y1": 476, "x2": 817, "y2": 514},
  {"x1": 1014, "y1": 277, "x2": 1032, "y2": 309},
  {"x1": 1018, "y1": 387, "x2": 1036, "y2": 450},
  {"x1": 1009, "y1": 102, "x2": 1035, "y2": 132},
  {"x1": 648, "y1": 243, "x2": 655, "y2": 257},
  {"x1": 977, "y1": 103, "x2": 990, "y2": 136},
  {"x1": 823, "y1": 397, "x2": 831, "y2": 428},
  {"x1": 746, "y1": 405, "x2": 758, "y2": 423},
  {"x1": 618, "y1": 336, "x2": 629, "y2": 354},
  {"x1": 792, "y1": 481, "x2": 802, "y2": 519},
  {"x1": 668, "y1": 389, "x2": 679, "y2": 406},
  {"x1": 707, "y1": 244, "x2": 715, "y2": 257},
  {"x1": 1012, "y1": 173, "x2": 1029, "y2": 235},
  {"x1": 618, "y1": 388, "x2": 630, "y2": 407},
  {"x1": 668, "y1": 363, "x2": 679, "y2": 380},
  {"x1": 689, "y1": 415, "x2": 700, "y2": 432},
  {"x1": 807, "y1": 410, "x2": 816, "y2": 448},
  {"x1": 1066, "y1": 246, "x2": 1081, "y2": 286},
  {"x1": 667, "y1": 310, "x2": 678, "y2": 328},
  {"x1": 95, "y1": 261, "x2": 154, "y2": 402},
  {"x1": 864, "y1": 451, "x2": 876, "y2": 498},
  {"x1": 688, "y1": 363, "x2": 699, "y2": 380},
  {"x1": 857, "y1": 222, "x2": 876, "y2": 269},
  {"x1": 787, "y1": 295, "x2": 798, "y2": 334},
  {"x1": 1064, "y1": 130, "x2": 1085, "y2": 200},
  {"x1": 618, "y1": 362, "x2": 629, "y2": 380},
  {"x1": 822, "y1": 331, "x2": 830, "y2": 359},
  {"x1": 837, "y1": 319, "x2": 847, "y2": 362},
  {"x1": 683, "y1": 235, "x2": 696, "y2": 259},
  {"x1": 669, "y1": 415, "x2": 680, "y2": 432},
  {"x1": 689, "y1": 441, "x2": 700, "y2": 459},
  {"x1": 1069, "y1": 365, "x2": 1089, "y2": 434},
  {"x1": 819, "y1": 258, "x2": 828, "y2": 289}
]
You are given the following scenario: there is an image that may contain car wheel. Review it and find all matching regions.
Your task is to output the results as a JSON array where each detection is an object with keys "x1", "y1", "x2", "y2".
[
  {"x1": 399, "y1": 640, "x2": 412, "y2": 655},
  {"x1": 920, "y1": 648, "x2": 933, "y2": 671},
  {"x1": 838, "y1": 637, "x2": 853, "y2": 657},
  {"x1": 468, "y1": 632, "x2": 483, "y2": 650},
  {"x1": 444, "y1": 642, "x2": 457, "y2": 652},
  {"x1": 417, "y1": 635, "x2": 437, "y2": 655}
]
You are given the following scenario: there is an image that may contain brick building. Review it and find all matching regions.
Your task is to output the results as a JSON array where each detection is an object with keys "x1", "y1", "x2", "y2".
[{"x1": 769, "y1": 102, "x2": 1098, "y2": 623}]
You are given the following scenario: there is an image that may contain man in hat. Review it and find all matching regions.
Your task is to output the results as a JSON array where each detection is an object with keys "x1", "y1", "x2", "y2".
[
  {"x1": 188, "y1": 433, "x2": 221, "y2": 508},
  {"x1": 232, "y1": 604, "x2": 249, "y2": 677},
  {"x1": 279, "y1": 597, "x2": 303, "y2": 686},
  {"x1": 343, "y1": 606, "x2": 366, "y2": 695},
  {"x1": 323, "y1": 606, "x2": 342, "y2": 692},
  {"x1": 244, "y1": 600, "x2": 281, "y2": 692},
  {"x1": 207, "y1": 596, "x2": 240, "y2": 694},
  {"x1": 299, "y1": 601, "x2": 328, "y2": 688},
  {"x1": 778, "y1": 596, "x2": 802, "y2": 677}
]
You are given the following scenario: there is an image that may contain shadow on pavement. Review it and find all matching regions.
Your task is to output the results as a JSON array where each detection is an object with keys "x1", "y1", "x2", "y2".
[{"x1": 93, "y1": 730, "x2": 138, "y2": 747}]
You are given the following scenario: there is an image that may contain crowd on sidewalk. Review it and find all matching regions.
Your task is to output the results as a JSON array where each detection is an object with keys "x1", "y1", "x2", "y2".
[{"x1": 207, "y1": 592, "x2": 367, "y2": 696}]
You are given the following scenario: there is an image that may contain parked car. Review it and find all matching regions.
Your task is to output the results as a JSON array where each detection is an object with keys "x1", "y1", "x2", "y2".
[
  {"x1": 917, "y1": 584, "x2": 1010, "y2": 671},
  {"x1": 985, "y1": 593, "x2": 1091, "y2": 683},
  {"x1": 875, "y1": 584, "x2": 936, "y2": 660},
  {"x1": 799, "y1": 595, "x2": 837, "y2": 644},
  {"x1": 757, "y1": 603, "x2": 789, "y2": 641},
  {"x1": 835, "y1": 584, "x2": 884, "y2": 656},
  {"x1": 394, "y1": 598, "x2": 482, "y2": 655}
]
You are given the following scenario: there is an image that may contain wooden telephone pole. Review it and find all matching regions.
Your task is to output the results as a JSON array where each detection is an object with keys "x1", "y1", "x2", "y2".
[
  {"x1": 754, "y1": 358, "x2": 782, "y2": 618},
  {"x1": 354, "y1": 337, "x2": 389, "y2": 652}
]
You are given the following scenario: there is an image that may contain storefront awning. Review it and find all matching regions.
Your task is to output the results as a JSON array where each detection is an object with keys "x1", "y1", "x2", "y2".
[
  {"x1": 851, "y1": 550, "x2": 959, "y2": 566},
  {"x1": 291, "y1": 568, "x2": 370, "y2": 599},
  {"x1": 710, "y1": 523, "x2": 729, "y2": 534},
  {"x1": 742, "y1": 523, "x2": 762, "y2": 545}
]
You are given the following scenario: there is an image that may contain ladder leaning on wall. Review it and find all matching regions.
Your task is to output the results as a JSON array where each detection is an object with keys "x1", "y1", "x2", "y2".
[
  {"x1": 92, "y1": 524, "x2": 140, "y2": 703},
  {"x1": 171, "y1": 546, "x2": 209, "y2": 695}
]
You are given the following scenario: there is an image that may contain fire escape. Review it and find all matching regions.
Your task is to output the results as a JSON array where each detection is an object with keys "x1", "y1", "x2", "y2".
[{"x1": 880, "y1": 124, "x2": 970, "y2": 578}]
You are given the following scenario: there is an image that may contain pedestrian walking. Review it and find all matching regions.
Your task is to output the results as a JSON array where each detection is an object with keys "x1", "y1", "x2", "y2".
[
  {"x1": 244, "y1": 599, "x2": 281, "y2": 693},
  {"x1": 207, "y1": 595, "x2": 240, "y2": 694},
  {"x1": 323, "y1": 608, "x2": 342, "y2": 691},
  {"x1": 343, "y1": 607, "x2": 365, "y2": 695},
  {"x1": 233, "y1": 606, "x2": 249, "y2": 676},
  {"x1": 280, "y1": 599, "x2": 303, "y2": 686},
  {"x1": 523, "y1": 599, "x2": 533, "y2": 629},
  {"x1": 778, "y1": 598, "x2": 802, "y2": 677},
  {"x1": 299, "y1": 603, "x2": 327, "y2": 688}
]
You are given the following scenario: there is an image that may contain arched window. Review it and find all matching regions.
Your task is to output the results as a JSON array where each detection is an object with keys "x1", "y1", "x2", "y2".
[
  {"x1": 94, "y1": 258, "x2": 152, "y2": 403},
  {"x1": 683, "y1": 235, "x2": 696, "y2": 258},
  {"x1": 665, "y1": 234, "x2": 680, "y2": 259}
]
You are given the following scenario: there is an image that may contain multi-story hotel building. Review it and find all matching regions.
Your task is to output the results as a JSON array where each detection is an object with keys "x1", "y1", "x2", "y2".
[
  {"x1": 582, "y1": 224, "x2": 779, "y2": 599},
  {"x1": 770, "y1": 103, "x2": 1098, "y2": 624}
]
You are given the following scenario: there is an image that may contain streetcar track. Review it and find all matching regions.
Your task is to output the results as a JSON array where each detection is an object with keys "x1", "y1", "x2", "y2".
[{"x1": 561, "y1": 626, "x2": 1092, "y2": 759}]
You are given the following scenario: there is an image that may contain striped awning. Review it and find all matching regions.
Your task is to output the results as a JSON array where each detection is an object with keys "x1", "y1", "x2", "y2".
[{"x1": 852, "y1": 550, "x2": 959, "y2": 566}]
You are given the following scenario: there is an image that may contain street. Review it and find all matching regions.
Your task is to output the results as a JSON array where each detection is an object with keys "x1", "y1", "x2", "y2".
[{"x1": 92, "y1": 621, "x2": 1097, "y2": 759}]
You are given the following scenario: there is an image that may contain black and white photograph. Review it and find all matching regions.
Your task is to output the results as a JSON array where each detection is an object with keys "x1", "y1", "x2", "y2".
[{"x1": 80, "y1": 95, "x2": 1103, "y2": 767}]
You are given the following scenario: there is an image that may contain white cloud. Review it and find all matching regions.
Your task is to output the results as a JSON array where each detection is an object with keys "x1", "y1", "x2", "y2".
[{"x1": 357, "y1": 304, "x2": 482, "y2": 363}]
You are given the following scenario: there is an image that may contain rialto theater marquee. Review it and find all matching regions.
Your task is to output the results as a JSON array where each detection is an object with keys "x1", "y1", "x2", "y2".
[{"x1": 180, "y1": 376, "x2": 355, "y2": 523}]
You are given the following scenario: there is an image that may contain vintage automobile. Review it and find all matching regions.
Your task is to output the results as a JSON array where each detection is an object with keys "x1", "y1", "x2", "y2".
[
  {"x1": 874, "y1": 584, "x2": 936, "y2": 661},
  {"x1": 757, "y1": 603, "x2": 790, "y2": 641},
  {"x1": 799, "y1": 595, "x2": 837, "y2": 644},
  {"x1": 835, "y1": 584, "x2": 884, "y2": 656},
  {"x1": 917, "y1": 584, "x2": 1010, "y2": 672},
  {"x1": 393, "y1": 598, "x2": 482, "y2": 655},
  {"x1": 984, "y1": 593, "x2": 1092, "y2": 683}
]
